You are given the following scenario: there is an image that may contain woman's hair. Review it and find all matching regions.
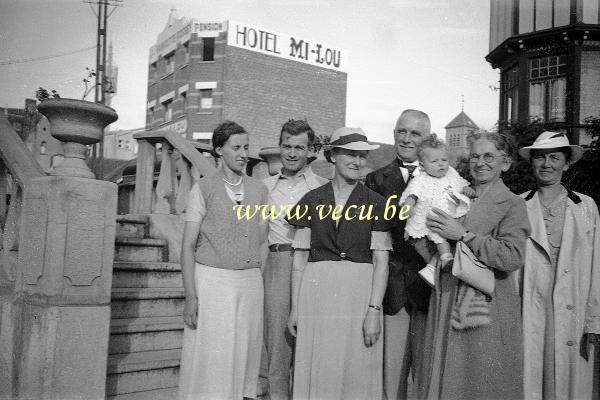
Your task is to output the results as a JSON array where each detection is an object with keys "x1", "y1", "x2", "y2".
[
  {"x1": 530, "y1": 146, "x2": 572, "y2": 162},
  {"x1": 211, "y1": 120, "x2": 247, "y2": 158},
  {"x1": 324, "y1": 146, "x2": 338, "y2": 164},
  {"x1": 416, "y1": 134, "x2": 446, "y2": 160},
  {"x1": 467, "y1": 130, "x2": 512, "y2": 156}
]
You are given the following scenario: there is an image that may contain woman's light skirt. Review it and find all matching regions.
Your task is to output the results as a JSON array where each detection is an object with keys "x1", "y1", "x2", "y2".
[
  {"x1": 178, "y1": 263, "x2": 263, "y2": 400},
  {"x1": 293, "y1": 260, "x2": 383, "y2": 400}
]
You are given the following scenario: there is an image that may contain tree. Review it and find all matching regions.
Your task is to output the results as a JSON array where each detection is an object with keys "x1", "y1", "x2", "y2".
[
  {"x1": 562, "y1": 116, "x2": 600, "y2": 206},
  {"x1": 313, "y1": 133, "x2": 330, "y2": 154},
  {"x1": 496, "y1": 119, "x2": 546, "y2": 195},
  {"x1": 35, "y1": 87, "x2": 60, "y2": 102}
]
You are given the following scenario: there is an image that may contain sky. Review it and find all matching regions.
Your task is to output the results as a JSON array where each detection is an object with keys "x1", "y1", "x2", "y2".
[{"x1": 0, "y1": 0, "x2": 500, "y2": 144}]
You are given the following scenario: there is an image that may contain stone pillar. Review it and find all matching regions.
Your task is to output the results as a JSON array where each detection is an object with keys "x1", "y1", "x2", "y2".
[
  {"x1": 13, "y1": 175, "x2": 117, "y2": 399},
  {"x1": 3, "y1": 98, "x2": 119, "y2": 399}
]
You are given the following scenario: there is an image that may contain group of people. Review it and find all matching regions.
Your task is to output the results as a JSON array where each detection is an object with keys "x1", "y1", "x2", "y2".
[{"x1": 176, "y1": 110, "x2": 599, "y2": 400}]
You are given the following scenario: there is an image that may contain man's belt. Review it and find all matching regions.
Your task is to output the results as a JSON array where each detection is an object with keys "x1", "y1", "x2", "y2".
[{"x1": 269, "y1": 243, "x2": 294, "y2": 252}]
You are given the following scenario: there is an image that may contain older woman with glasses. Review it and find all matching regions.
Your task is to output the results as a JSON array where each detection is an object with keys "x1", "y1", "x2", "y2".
[
  {"x1": 423, "y1": 131, "x2": 530, "y2": 400},
  {"x1": 519, "y1": 131, "x2": 599, "y2": 400}
]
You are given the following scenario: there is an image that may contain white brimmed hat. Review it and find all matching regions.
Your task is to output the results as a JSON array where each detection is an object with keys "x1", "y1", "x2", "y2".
[
  {"x1": 324, "y1": 127, "x2": 380, "y2": 151},
  {"x1": 518, "y1": 131, "x2": 584, "y2": 163}
]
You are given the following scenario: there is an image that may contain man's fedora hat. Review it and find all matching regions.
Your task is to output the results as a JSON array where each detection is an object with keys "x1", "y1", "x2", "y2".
[
  {"x1": 518, "y1": 131, "x2": 584, "y2": 163},
  {"x1": 324, "y1": 127, "x2": 380, "y2": 151}
]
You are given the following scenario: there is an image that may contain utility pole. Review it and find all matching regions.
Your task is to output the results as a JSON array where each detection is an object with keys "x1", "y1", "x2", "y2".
[{"x1": 84, "y1": 0, "x2": 122, "y2": 177}]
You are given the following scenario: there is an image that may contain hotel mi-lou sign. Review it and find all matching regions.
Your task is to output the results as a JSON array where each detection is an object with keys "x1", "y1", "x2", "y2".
[{"x1": 227, "y1": 21, "x2": 346, "y2": 73}]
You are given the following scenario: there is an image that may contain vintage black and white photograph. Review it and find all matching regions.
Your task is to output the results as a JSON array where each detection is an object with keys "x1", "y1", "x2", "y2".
[{"x1": 0, "y1": 0, "x2": 599, "y2": 399}]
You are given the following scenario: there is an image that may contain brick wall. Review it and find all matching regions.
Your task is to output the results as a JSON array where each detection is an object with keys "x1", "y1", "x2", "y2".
[
  {"x1": 222, "y1": 46, "x2": 347, "y2": 157},
  {"x1": 146, "y1": 31, "x2": 347, "y2": 152}
]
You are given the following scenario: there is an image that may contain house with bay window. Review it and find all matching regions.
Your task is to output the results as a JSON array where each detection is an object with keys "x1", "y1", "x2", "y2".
[{"x1": 487, "y1": 0, "x2": 600, "y2": 145}]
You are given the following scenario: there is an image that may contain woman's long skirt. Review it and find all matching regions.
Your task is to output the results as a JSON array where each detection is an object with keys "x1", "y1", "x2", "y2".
[
  {"x1": 178, "y1": 263, "x2": 263, "y2": 400},
  {"x1": 293, "y1": 260, "x2": 383, "y2": 400}
]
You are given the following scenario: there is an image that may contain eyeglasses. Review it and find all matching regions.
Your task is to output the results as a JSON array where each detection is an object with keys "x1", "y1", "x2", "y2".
[
  {"x1": 393, "y1": 129, "x2": 422, "y2": 137},
  {"x1": 468, "y1": 153, "x2": 506, "y2": 163}
]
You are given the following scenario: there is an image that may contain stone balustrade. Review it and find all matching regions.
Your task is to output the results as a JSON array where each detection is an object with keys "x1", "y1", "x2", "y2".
[
  {"x1": 132, "y1": 130, "x2": 216, "y2": 215},
  {"x1": 0, "y1": 99, "x2": 118, "y2": 400}
]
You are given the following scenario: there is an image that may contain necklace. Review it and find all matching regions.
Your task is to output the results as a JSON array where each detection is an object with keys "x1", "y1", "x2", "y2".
[
  {"x1": 222, "y1": 175, "x2": 243, "y2": 186},
  {"x1": 539, "y1": 188, "x2": 565, "y2": 216}
]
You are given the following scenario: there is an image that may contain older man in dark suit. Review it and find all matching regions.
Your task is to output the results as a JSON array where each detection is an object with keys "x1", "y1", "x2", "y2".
[{"x1": 364, "y1": 109, "x2": 431, "y2": 400}]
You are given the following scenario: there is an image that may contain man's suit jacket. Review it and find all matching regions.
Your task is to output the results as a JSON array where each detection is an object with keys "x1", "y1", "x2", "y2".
[{"x1": 364, "y1": 158, "x2": 430, "y2": 315}]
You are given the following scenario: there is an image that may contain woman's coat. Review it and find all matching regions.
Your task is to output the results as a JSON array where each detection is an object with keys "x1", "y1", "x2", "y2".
[{"x1": 521, "y1": 190, "x2": 600, "y2": 400}]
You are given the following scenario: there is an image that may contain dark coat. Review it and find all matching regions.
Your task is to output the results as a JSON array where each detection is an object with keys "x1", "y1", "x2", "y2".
[{"x1": 365, "y1": 159, "x2": 430, "y2": 315}]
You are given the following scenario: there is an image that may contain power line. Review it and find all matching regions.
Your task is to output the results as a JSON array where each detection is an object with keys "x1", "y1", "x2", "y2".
[{"x1": 0, "y1": 45, "x2": 96, "y2": 66}]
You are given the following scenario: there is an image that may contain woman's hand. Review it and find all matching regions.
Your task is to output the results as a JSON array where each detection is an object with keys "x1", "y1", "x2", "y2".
[
  {"x1": 287, "y1": 307, "x2": 298, "y2": 337},
  {"x1": 183, "y1": 297, "x2": 198, "y2": 329},
  {"x1": 363, "y1": 309, "x2": 381, "y2": 347},
  {"x1": 426, "y1": 208, "x2": 466, "y2": 241}
]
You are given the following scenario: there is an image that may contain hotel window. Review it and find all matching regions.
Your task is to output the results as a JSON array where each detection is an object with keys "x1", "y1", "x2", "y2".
[
  {"x1": 529, "y1": 55, "x2": 566, "y2": 122},
  {"x1": 502, "y1": 65, "x2": 519, "y2": 123},
  {"x1": 203, "y1": 38, "x2": 215, "y2": 61},
  {"x1": 163, "y1": 100, "x2": 173, "y2": 122},
  {"x1": 164, "y1": 55, "x2": 174, "y2": 75},
  {"x1": 199, "y1": 89, "x2": 213, "y2": 109},
  {"x1": 148, "y1": 106, "x2": 155, "y2": 123},
  {"x1": 149, "y1": 62, "x2": 157, "y2": 81},
  {"x1": 181, "y1": 91, "x2": 187, "y2": 111}
]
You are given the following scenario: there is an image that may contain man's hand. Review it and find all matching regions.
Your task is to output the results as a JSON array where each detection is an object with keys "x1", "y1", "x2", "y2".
[
  {"x1": 580, "y1": 333, "x2": 600, "y2": 361},
  {"x1": 462, "y1": 186, "x2": 478, "y2": 199}
]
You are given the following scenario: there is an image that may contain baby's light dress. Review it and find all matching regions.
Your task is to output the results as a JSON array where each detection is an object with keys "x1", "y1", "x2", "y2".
[{"x1": 399, "y1": 166, "x2": 470, "y2": 243}]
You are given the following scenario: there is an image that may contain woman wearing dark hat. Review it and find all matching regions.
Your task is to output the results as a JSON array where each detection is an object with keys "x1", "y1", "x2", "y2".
[
  {"x1": 178, "y1": 121, "x2": 269, "y2": 400},
  {"x1": 286, "y1": 127, "x2": 392, "y2": 399},
  {"x1": 518, "y1": 131, "x2": 600, "y2": 400}
]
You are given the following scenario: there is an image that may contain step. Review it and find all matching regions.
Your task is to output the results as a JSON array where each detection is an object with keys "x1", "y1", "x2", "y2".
[
  {"x1": 109, "y1": 329, "x2": 183, "y2": 355},
  {"x1": 107, "y1": 387, "x2": 177, "y2": 400},
  {"x1": 110, "y1": 289, "x2": 184, "y2": 319},
  {"x1": 111, "y1": 287, "x2": 184, "y2": 300},
  {"x1": 110, "y1": 316, "x2": 184, "y2": 335},
  {"x1": 112, "y1": 270, "x2": 182, "y2": 289},
  {"x1": 106, "y1": 349, "x2": 181, "y2": 395},
  {"x1": 112, "y1": 261, "x2": 182, "y2": 289},
  {"x1": 116, "y1": 215, "x2": 149, "y2": 239},
  {"x1": 113, "y1": 261, "x2": 181, "y2": 272},
  {"x1": 115, "y1": 238, "x2": 168, "y2": 262}
]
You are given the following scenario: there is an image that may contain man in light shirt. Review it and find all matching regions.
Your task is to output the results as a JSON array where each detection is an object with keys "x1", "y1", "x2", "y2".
[
  {"x1": 365, "y1": 109, "x2": 432, "y2": 400},
  {"x1": 260, "y1": 119, "x2": 327, "y2": 400}
]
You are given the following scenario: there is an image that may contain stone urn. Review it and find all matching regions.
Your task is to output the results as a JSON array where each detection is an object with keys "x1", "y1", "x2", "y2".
[
  {"x1": 37, "y1": 98, "x2": 118, "y2": 179},
  {"x1": 258, "y1": 146, "x2": 282, "y2": 176}
]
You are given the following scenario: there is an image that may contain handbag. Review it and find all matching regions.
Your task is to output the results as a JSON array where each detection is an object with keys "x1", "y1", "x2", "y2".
[{"x1": 452, "y1": 241, "x2": 494, "y2": 296}]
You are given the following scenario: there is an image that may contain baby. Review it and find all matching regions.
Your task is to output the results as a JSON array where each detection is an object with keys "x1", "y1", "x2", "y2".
[{"x1": 399, "y1": 135, "x2": 475, "y2": 287}]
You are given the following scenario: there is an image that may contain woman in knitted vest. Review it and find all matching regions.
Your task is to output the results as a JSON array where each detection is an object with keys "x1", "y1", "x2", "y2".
[{"x1": 178, "y1": 121, "x2": 269, "y2": 400}]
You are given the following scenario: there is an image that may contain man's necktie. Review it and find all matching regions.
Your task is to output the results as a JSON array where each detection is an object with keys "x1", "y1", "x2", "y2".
[{"x1": 405, "y1": 165, "x2": 417, "y2": 182}]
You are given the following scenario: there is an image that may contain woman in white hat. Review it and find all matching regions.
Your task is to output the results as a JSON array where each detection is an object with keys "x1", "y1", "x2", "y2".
[
  {"x1": 286, "y1": 127, "x2": 392, "y2": 399},
  {"x1": 518, "y1": 131, "x2": 600, "y2": 400}
]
